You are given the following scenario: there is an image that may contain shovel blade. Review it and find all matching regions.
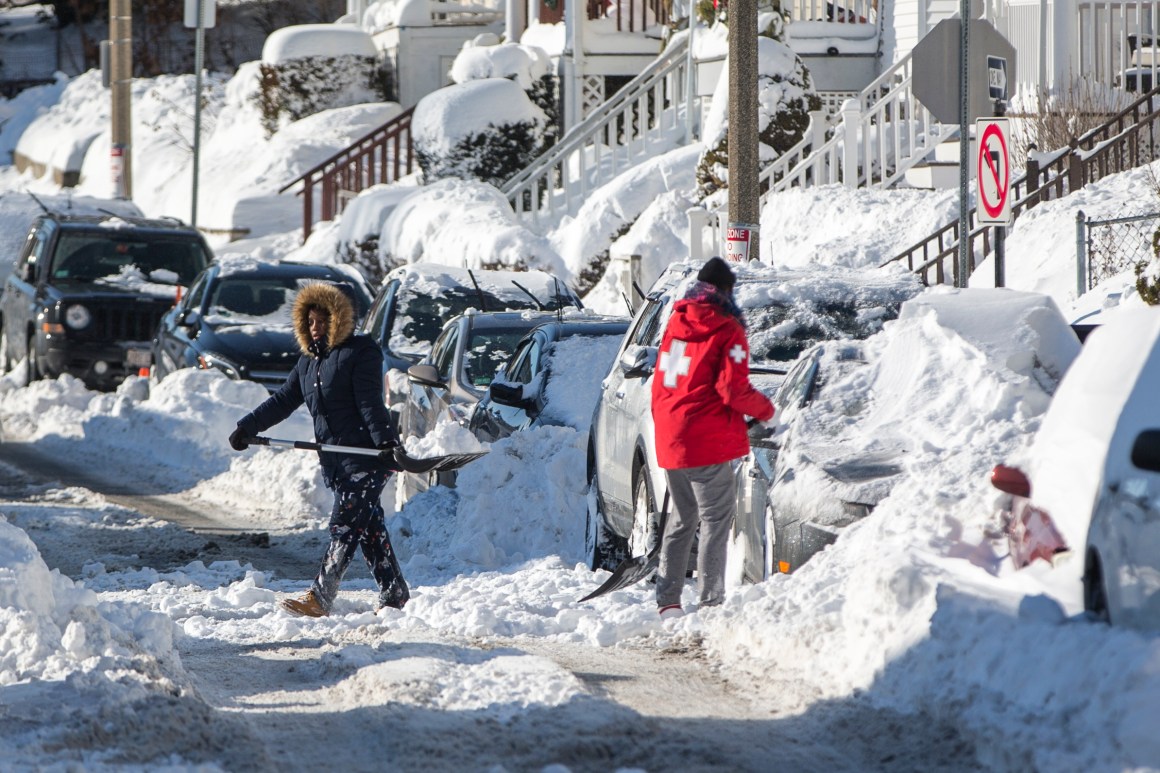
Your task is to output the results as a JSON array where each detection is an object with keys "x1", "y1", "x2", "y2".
[
  {"x1": 393, "y1": 448, "x2": 488, "y2": 474},
  {"x1": 578, "y1": 550, "x2": 659, "y2": 603}
]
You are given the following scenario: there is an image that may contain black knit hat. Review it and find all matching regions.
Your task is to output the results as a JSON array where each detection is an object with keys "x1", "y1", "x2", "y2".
[{"x1": 697, "y1": 257, "x2": 736, "y2": 293}]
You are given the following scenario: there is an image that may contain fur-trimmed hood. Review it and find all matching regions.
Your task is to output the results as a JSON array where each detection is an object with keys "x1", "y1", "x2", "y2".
[{"x1": 292, "y1": 283, "x2": 356, "y2": 356}]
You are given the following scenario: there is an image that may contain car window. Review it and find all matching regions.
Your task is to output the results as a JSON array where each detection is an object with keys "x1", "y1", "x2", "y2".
[
  {"x1": 430, "y1": 325, "x2": 459, "y2": 381},
  {"x1": 50, "y1": 233, "x2": 209, "y2": 285},
  {"x1": 629, "y1": 298, "x2": 666, "y2": 348},
  {"x1": 185, "y1": 272, "x2": 210, "y2": 311},
  {"x1": 463, "y1": 328, "x2": 529, "y2": 388},
  {"x1": 503, "y1": 338, "x2": 536, "y2": 384},
  {"x1": 22, "y1": 229, "x2": 50, "y2": 283},
  {"x1": 364, "y1": 279, "x2": 399, "y2": 344},
  {"x1": 775, "y1": 355, "x2": 820, "y2": 412}
]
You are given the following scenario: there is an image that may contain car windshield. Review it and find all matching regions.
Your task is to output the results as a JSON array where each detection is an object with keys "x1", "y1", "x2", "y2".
[
  {"x1": 208, "y1": 278, "x2": 370, "y2": 324},
  {"x1": 50, "y1": 233, "x2": 209, "y2": 285},
  {"x1": 393, "y1": 287, "x2": 565, "y2": 357},
  {"x1": 463, "y1": 329, "x2": 530, "y2": 388}
]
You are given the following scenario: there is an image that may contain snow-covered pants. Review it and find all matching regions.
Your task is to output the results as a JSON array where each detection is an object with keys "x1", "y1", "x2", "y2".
[
  {"x1": 656, "y1": 462, "x2": 736, "y2": 609},
  {"x1": 312, "y1": 470, "x2": 410, "y2": 612}
]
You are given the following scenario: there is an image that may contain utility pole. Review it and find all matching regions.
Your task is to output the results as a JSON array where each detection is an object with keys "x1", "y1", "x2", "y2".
[
  {"x1": 109, "y1": 0, "x2": 132, "y2": 200},
  {"x1": 727, "y1": 0, "x2": 759, "y2": 262}
]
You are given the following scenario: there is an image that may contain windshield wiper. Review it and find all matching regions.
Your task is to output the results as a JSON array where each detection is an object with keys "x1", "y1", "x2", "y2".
[
  {"x1": 511, "y1": 279, "x2": 546, "y2": 311},
  {"x1": 467, "y1": 269, "x2": 489, "y2": 312}
]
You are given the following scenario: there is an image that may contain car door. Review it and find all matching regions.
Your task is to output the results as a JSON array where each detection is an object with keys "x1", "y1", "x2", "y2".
[
  {"x1": 475, "y1": 332, "x2": 544, "y2": 440},
  {"x1": 3, "y1": 222, "x2": 52, "y2": 367},
  {"x1": 154, "y1": 270, "x2": 210, "y2": 379},
  {"x1": 402, "y1": 321, "x2": 459, "y2": 442},
  {"x1": 595, "y1": 295, "x2": 668, "y2": 523}
]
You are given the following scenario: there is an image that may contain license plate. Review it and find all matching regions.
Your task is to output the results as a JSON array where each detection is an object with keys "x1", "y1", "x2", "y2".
[{"x1": 126, "y1": 349, "x2": 151, "y2": 368}]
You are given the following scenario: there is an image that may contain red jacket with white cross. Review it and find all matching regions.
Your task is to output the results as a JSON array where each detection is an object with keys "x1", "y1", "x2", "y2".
[{"x1": 650, "y1": 297, "x2": 774, "y2": 470}]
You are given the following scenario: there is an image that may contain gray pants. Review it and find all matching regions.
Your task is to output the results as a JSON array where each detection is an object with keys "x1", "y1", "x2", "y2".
[{"x1": 656, "y1": 462, "x2": 737, "y2": 609}]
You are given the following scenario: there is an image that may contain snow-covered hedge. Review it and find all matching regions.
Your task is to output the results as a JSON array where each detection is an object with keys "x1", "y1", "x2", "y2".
[
  {"x1": 696, "y1": 15, "x2": 821, "y2": 195},
  {"x1": 412, "y1": 78, "x2": 548, "y2": 188}
]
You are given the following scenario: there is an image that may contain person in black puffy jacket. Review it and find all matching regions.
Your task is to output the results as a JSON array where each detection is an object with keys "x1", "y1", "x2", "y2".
[{"x1": 228, "y1": 282, "x2": 409, "y2": 617}]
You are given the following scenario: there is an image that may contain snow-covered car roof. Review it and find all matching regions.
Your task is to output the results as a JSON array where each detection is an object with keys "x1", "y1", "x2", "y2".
[{"x1": 648, "y1": 259, "x2": 925, "y2": 364}]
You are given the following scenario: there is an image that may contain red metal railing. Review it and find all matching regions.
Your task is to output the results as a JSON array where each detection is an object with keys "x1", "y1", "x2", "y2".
[{"x1": 279, "y1": 107, "x2": 415, "y2": 241}]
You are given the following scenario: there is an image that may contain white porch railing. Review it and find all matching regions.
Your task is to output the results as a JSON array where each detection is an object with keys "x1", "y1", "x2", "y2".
[
  {"x1": 691, "y1": 47, "x2": 956, "y2": 255},
  {"x1": 501, "y1": 36, "x2": 695, "y2": 231},
  {"x1": 991, "y1": 0, "x2": 1159, "y2": 97}
]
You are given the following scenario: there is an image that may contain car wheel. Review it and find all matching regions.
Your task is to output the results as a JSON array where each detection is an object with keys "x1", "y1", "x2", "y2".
[
  {"x1": 1084, "y1": 550, "x2": 1110, "y2": 623},
  {"x1": 630, "y1": 469, "x2": 661, "y2": 558},
  {"x1": 585, "y1": 470, "x2": 626, "y2": 571}
]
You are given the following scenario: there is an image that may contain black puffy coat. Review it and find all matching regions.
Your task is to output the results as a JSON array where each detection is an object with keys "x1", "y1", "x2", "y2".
[{"x1": 236, "y1": 283, "x2": 400, "y2": 486}]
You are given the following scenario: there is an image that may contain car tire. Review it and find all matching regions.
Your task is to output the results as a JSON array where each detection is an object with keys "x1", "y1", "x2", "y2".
[
  {"x1": 630, "y1": 468, "x2": 661, "y2": 558},
  {"x1": 585, "y1": 470, "x2": 626, "y2": 571},
  {"x1": 1083, "y1": 549, "x2": 1110, "y2": 623}
]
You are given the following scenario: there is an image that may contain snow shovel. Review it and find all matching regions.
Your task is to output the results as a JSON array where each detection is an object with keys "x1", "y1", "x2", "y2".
[
  {"x1": 578, "y1": 490, "x2": 669, "y2": 603},
  {"x1": 250, "y1": 436, "x2": 488, "y2": 474}
]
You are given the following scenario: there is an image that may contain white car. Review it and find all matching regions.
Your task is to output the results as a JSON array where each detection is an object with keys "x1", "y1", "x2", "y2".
[{"x1": 993, "y1": 306, "x2": 1160, "y2": 630}]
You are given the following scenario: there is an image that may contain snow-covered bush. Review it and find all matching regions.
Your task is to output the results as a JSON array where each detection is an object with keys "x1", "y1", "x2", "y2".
[
  {"x1": 255, "y1": 25, "x2": 389, "y2": 137},
  {"x1": 450, "y1": 41, "x2": 559, "y2": 145},
  {"x1": 696, "y1": 14, "x2": 820, "y2": 196},
  {"x1": 412, "y1": 78, "x2": 548, "y2": 188}
]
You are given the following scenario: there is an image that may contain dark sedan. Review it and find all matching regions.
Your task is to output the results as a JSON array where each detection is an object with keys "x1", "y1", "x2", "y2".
[{"x1": 150, "y1": 260, "x2": 373, "y2": 391}]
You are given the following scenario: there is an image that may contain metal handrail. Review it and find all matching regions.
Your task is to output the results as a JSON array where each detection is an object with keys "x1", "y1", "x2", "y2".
[
  {"x1": 280, "y1": 107, "x2": 415, "y2": 241},
  {"x1": 884, "y1": 84, "x2": 1160, "y2": 285},
  {"x1": 501, "y1": 36, "x2": 689, "y2": 229}
]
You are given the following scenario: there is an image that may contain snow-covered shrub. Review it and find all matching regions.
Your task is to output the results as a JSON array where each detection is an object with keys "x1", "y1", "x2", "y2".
[
  {"x1": 695, "y1": 13, "x2": 821, "y2": 196},
  {"x1": 450, "y1": 42, "x2": 559, "y2": 145},
  {"x1": 255, "y1": 26, "x2": 388, "y2": 137},
  {"x1": 255, "y1": 55, "x2": 389, "y2": 137},
  {"x1": 412, "y1": 78, "x2": 548, "y2": 188}
]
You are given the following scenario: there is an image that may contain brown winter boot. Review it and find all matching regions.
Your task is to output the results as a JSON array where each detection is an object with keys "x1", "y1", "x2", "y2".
[{"x1": 280, "y1": 590, "x2": 328, "y2": 618}]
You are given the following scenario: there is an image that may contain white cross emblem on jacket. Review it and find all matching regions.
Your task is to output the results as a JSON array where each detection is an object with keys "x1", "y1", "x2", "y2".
[
  {"x1": 659, "y1": 339, "x2": 691, "y2": 388},
  {"x1": 729, "y1": 344, "x2": 747, "y2": 364}
]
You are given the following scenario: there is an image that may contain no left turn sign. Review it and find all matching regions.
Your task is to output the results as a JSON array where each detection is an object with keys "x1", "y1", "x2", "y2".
[{"x1": 976, "y1": 117, "x2": 1012, "y2": 226}]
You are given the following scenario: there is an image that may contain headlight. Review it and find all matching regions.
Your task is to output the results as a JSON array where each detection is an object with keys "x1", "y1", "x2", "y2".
[
  {"x1": 64, "y1": 304, "x2": 92, "y2": 330},
  {"x1": 198, "y1": 352, "x2": 242, "y2": 379}
]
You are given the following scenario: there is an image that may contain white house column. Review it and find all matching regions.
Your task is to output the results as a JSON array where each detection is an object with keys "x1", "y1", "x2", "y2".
[{"x1": 564, "y1": 0, "x2": 586, "y2": 130}]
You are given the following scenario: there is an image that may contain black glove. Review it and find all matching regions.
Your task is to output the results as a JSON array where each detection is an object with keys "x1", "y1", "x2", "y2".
[
  {"x1": 229, "y1": 426, "x2": 252, "y2": 452},
  {"x1": 378, "y1": 439, "x2": 402, "y2": 471}
]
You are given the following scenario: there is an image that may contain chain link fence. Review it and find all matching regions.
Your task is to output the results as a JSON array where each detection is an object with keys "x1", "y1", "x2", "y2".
[{"x1": 1078, "y1": 210, "x2": 1160, "y2": 292}]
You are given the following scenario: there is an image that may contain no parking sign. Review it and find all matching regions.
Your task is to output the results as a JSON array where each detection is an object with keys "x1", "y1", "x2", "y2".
[{"x1": 976, "y1": 118, "x2": 1013, "y2": 226}]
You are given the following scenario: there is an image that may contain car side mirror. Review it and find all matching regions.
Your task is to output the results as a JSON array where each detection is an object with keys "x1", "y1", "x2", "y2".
[
  {"x1": 407, "y1": 363, "x2": 445, "y2": 388},
  {"x1": 179, "y1": 309, "x2": 202, "y2": 329},
  {"x1": 1131, "y1": 429, "x2": 1160, "y2": 473},
  {"x1": 489, "y1": 381, "x2": 530, "y2": 407},
  {"x1": 619, "y1": 345, "x2": 657, "y2": 379},
  {"x1": 991, "y1": 464, "x2": 1031, "y2": 498}
]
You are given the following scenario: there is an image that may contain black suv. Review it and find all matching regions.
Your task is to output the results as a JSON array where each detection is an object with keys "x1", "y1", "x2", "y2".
[{"x1": 0, "y1": 213, "x2": 213, "y2": 390}]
